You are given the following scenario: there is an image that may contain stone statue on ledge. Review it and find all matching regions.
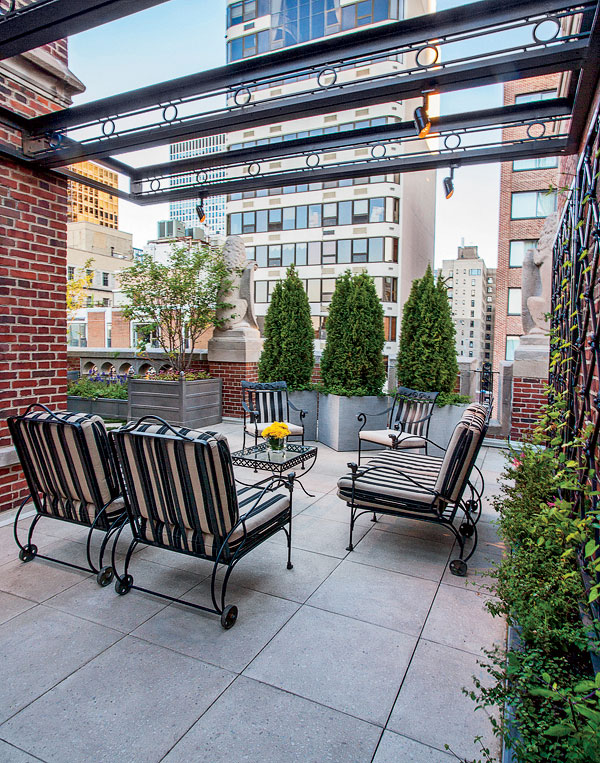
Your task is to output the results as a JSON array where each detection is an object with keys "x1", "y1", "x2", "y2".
[{"x1": 208, "y1": 236, "x2": 262, "y2": 363}]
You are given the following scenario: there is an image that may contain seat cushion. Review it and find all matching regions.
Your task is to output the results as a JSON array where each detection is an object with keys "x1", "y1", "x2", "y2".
[
  {"x1": 245, "y1": 421, "x2": 304, "y2": 437},
  {"x1": 359, "y1": 429, "x2": 425, "y2": 448}
]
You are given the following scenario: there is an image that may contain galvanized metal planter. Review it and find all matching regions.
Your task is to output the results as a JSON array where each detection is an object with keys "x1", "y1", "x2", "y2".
[
  {"x1": 288, "y1": 389, "x2": 318, "y2": 441},
  {"x1": 318, "y1": 393, "x2": 389, "y2": 452},
  {"x1": 127, "y1": 378, "x2": 222, "y2": 428},
  {"x1": 67, "y1": 396, "x2": 128, "y2": 419}
]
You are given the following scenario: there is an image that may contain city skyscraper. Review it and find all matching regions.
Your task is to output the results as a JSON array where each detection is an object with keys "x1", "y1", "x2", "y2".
[
  {"x1": 68, "y1": 161, "x2": 119, "y2": 229},
  {"x1": 169, "y1": 136, "x2": 227, "y2": 235},
  {"x1": 224, "y1": 0, "x2": 437, "y2": 362}
]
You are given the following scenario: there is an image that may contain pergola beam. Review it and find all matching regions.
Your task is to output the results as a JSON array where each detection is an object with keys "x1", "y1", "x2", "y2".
[{"x1": 0, "y1": 0, "x2": 173, "y2": 61}]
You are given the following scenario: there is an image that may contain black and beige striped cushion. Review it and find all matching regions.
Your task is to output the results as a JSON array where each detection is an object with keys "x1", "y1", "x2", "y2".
[
  {"x1": 359, "y1": 429, "x2": 425, "y2": 448},
  {"x1": 113, "y1": 423, "x2": 290, "y2": 559},
  {"x1": 10, "y1": 411, "x2": 120, "y2": 525},
  {"x1": 433, "y1": 404, "x2": 487, "y2": 503}
]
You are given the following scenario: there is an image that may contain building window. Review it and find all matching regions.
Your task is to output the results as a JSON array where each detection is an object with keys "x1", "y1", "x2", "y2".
[
  {"x1": 383, "y1": 316, "x2": 397, "y2": 342},
  {"x1": 469, "y1": 269, "x2": 481, "y2": 276},
  {"x1": 102, "y1": 272, "x2": 109, "y2": 287},
  {"x1": 511, "y1": 190, "x2": 557, "y2": 219},
  {"x1": 67, "y1": 322, "x2": 87, "y2": 347},
  {"x1": 507, "y1": 288, "x2": 522, "y2": 315},
  {"x1": 67, "y1": 266, "x2": 75, "y2": 281},
  {"x1": 106, "y1": 324, "x2": 112, "y2": 348},
  {"x1": 487, "y1": 286, "x2": 493, "y2": 293},
  {"x1": 512, "y1": 156, "x2": 558, "y2": 171},
  {"x1": 85, "y1": 296, "x2": 93, "y2": 307},
  {"x1": 506, "y1": 335, "x2": 521, "y2": 360},
  {"x1": 509, "y1": 239, "x2": 537, "y2": 268},
  {"x1": 381, "y1": 277, "x2": 397, "y2": 302},
  {"x1": 514, "y1": 90, "x2": 557, "y2": 104}
]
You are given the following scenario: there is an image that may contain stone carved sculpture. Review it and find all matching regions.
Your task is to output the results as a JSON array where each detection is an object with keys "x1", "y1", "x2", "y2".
[
  {"x1": 215, "y1": 235, "x2": 260, "y2": 331},
  {"x1": 521, "y1": 211, "x2": 557, "y2": 336}
]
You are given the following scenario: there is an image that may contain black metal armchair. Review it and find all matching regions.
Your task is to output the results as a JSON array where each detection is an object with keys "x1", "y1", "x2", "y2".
[
  {"x1": 7, "y1": 404, "x2": 125, "y2": 586},
  {"x1": 340, "y1": 403, "x2": 488, "y2": 577},
  {"x1": 109, "y1": 416, "x2": 295, "y2": 629},
  {"x1": 357, "y1": 386, "x2": 439, "y2": 464},
  {"x1": 241, "y1": 380, "x2": 308, "y2": 450}
]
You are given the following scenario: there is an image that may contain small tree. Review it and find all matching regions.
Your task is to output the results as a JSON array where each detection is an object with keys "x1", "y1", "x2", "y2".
[
  {"x1": 118, "y1": 243, "x2": 231, "y2": 374},
  {"x1": 397, "y1": 264, "x2": 458, "y2": 393},
  {"x1": 321, "y1": 270, "x2": 386, "y2": 396},
  {"x1": 258, "y1": 265, "x2": 314, "y2": 388},
  {"x1": 67, "y1": 258, "x2": 94, "y2": 321}
]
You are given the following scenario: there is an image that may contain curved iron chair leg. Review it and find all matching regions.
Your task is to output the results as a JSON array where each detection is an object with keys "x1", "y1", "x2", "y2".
[
  {"x1": 98, "y1": 513, "x2": 125, "y2": 571},
  {"x1": 346, "y1": 506, "x2": 356, "y2": 552},
  {"x1": 85, "y1": 505, "x2": 115, "y2": 574},
  {"x1": 13, "y1": 497, "x2": 39, "y2": 561}
]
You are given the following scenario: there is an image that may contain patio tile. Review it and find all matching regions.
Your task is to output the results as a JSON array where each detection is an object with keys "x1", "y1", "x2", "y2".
[
  {"x1": 301, "y1": 492, "x2": 373, "y2": 525},
  {"x1": 421, "y1": 584, "x2": 506, "y2": 656},
  {"x1": 244, "y1": 606, "x2": 416, "y2": 726},
  {"x1": 0, "y1": 550, "x2": 92, "y2": 603},
  {"x1": 307, "y1": 559, "x2": 438, "y2": 635},
  {"x1": 133, "y1": 543, "x2": 216, "y2": 576},
  {"x1": 164, "y1": 676, "x2": 381, "y2": 763},
  {"x1": 131, "y1": 582, "x2": 299, "y2": 673},
  {"x1": 268, "y1": 514, "x2": 370, "y2": 558},
  {"x1": 387, "y1": 639, "x2": 497, "y2": 760},
  {"x1": 1, "y1": 636, "x2": 234, "y2": 763},
  {"x1": 0, "y1": 741, "x2": 40, "y2": 762},
  {"x1": 0, "y1": 591, "x2": 36, "y2": 626},
  {"x1": 0, "y1": 606, "x2": 121, "y2": 723},
  {"x1": 373, "y1": 513, "x2": 455, "y2": 544},
  {"x1": 114, "y1": 555, "x2": 211, "y2": 598},
  {"x1": 348, "y1": 528, "x2": 452, "y2": 582},
  {"x1": 373, "y1": 731, "x2": 453, "y2": 762},
  {"x1": 217, "y1": 542, "x2": 341, "y2": 603}
]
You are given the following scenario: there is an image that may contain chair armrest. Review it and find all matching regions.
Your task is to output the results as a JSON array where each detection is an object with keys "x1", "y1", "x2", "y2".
[
  {"x1": 356, "y1": 405, "x2": 394, "y2": 431},
  {"x1": 288, "y1": 400, "x2": 307, "y2": 420},
  {"x1": 241, "y1": 402, "x2": 260, "y2": 422}
]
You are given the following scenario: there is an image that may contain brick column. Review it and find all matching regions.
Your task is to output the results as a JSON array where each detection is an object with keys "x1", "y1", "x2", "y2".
[
  {"x1": 511, "y1": 376, "x2": 547, "y2": 439},
  {"x1": 207, "y1": 361, "x2": 259, "y2": 418}
]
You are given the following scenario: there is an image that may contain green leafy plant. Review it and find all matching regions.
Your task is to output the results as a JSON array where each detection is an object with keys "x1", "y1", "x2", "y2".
[
  {"x1": 118, "y1": 243, "x2": 231, "y2": 374},
  {"x1": 320, "y1": 270, "x2": 386, "y2": 396},
  {"x1": 258, "y1": 265, "x2": 314, "y2": 390},
  {"x1": 67, "y1": 378, "x2": 128, "y2": 400},
  {"x1": 397, "y1": 265, "x2": 458, "y2": 395},
  {"x1": 133, "y1": 370, "x2": 211, "y2": 382}
]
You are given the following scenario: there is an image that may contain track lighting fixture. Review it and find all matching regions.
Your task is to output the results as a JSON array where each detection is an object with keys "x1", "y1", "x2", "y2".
[
  {"x1": 413, "y1": 91, "x2": 433, "y2": 139},
  {"x1": 196, "y1": 194, "x2": 206, "y2": 223},
  {"x1": 443, "y1": 166, "x2": 455, "y2": 199}
]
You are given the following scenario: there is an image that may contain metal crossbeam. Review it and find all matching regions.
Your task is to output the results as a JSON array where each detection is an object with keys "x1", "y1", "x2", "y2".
[{"x1": 0, "y1": 0, "x2": 173, "y2": 60}]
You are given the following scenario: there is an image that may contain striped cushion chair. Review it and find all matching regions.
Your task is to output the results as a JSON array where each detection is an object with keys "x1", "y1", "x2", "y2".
[
  {"x1": 7, "y1": 404, "x2": 125, "y2": 586},
  {"x1": 356, "y1": 387, "x2": 439, "y2": 464},
  {"x1": 339, "y1": 403, "x2": 488, "y2": 576},
  {"x1": 241, "y1": 380, "x2": 307, "y2": 450},
  {"x1": 109, "y1": 416, "x2": 295, "y2": 629}
]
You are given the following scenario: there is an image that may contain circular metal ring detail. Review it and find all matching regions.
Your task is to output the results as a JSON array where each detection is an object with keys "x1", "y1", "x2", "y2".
[
  {"x1": 306, "y1": 153, "x2": 320, "y2": 168},
  {"x1": 195, "y1": 171, "x2": 208, "y2": 184},
  {"x1": 102, "y1": 119, "x2": 116, "y2": 137},
  {"x1": 234, "y1": 87, "x2": 252, "y2": 106},
  {"x1": 48, "y1": 132, "x2": 63, "y2": 149},
  {"x1": 317, "y1": 68, "x2": 337, "y2": 89},
  {"x1": 248, "y1": 162, "x2": 261, "y2": 176},
  {"x1": 415, "y1": 44, "x2": 439, "y2": 69},
  {"x1": 162, "y1": 104, "x2": 178, "y2": 122},
  {"x1": 370, "y1": 144, "x2": 386, "y2": 159},
  {"x1": 444, "y1": 133, "x2": 462, "y2": 150},
  {"x1": 526, "y1": 121, "x2": 546, "y2": 139},
  {"x1": 150, "y1": 179, "x2": 161, "y2": 192},
  {"x1": 533, "y1": 18, "x2": 560, "y2": 44}
]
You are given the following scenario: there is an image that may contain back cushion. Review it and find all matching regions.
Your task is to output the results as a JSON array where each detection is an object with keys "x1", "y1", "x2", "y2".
[
  {"x1": 10, "y1": 411, "x2": 118, "y2": 510},
  {"x1": 113, "y1": 424, "x2": 239, "y2": 540},
  {"x1": 433, "y1": 404, "x2": 486, "y2": 502}
]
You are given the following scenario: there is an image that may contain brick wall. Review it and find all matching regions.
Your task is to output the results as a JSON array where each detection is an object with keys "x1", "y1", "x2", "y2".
[
  {"x1": 87, "y1": 311, "x2": 105, "y2": 346},
  {"x1": 0, "y1": 33, "x2": 78, "y2": 512},
  {"x1": 208, "y1": 361, "x2": 259, "y2": 417},
  {"x1": 511, "y1": 376, "x2": 547, "y2": 440}
]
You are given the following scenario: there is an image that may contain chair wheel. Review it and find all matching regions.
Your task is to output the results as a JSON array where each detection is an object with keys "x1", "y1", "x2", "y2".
[
  {"x1": 115, "y1": 574, "x2": 133, "y2": 595},
  {"x1": 19, "y1": 544, "x2": 37, "y2": 562},
  {"x1": 221, "y1": 604, "x2": 238, "y2": 630},
  {"x1": 460, "y1": 522, "x2": 475, "y2": 538},
  {"x1": 465, "y1": 500, "x2": 478, "y2": 514},
  {"x1": 450, "y1": 559, "x2": 468, "y2": 577},
  {"x1": 96, "y1": 566, "x2": 114, "y2": 587}
]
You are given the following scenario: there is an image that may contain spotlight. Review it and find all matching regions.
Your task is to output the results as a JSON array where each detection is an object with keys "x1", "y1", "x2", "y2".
[
  {"x1": 196, "y1": 195, "x2": 206, "y2": 223},
  {"x1": 413, "y1": 92, "x2": 432, "y2": 138},
  {"x1": 443, "y1": 167, "x2": 455, "y2": 199}
]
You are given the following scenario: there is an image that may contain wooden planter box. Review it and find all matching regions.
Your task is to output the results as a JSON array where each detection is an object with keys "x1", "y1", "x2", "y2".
[
  {"x1": 318, "y1": 393, "x2": 389, "y2": 452},
  {"x1": 288, "y1": 389, "x2": 318, "y2": 441},
  {"x1": 67, "y1": 396, "x2": 128, "y2": 419},
  {"x1": 127, "y1": 378, "x2": 222, "y2": 429},
  {"x1": 428, "y1": 403, "x2": 470, "y2": 457}
]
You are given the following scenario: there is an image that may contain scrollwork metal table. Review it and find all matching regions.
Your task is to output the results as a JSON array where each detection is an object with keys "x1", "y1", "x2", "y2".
[{"x1": 231, "y1": 443, "x2": 318, "y2": 496}]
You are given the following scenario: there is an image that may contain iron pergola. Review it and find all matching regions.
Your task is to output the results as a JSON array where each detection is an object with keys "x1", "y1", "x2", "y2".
[{"x1": 1, "y1": 0, "x2": 599, "y2": 203}]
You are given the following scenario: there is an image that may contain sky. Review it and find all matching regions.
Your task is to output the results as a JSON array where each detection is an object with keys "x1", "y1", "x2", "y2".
[{"x1": 68, "y1": 0, "x2": 501, "y2": 266}]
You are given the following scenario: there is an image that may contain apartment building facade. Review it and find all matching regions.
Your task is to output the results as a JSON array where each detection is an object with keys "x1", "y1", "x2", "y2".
[
  {"x1": 68, "y1": 160, "x2": 119, "y2": 229},
  {"x1": 223, "y1": 0, "x2": 437, "y2": 359},
  {"x1": 440, "y1": 244, "x2": 496, "y2": 367}
]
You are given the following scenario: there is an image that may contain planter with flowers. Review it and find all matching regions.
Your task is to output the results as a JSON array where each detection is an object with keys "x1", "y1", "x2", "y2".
[
  {"x1": 118, "y1": 242, "x2": 231, "y2": 428},
  {"x1": 261, "y1": 421, "x2": 291, "y2": 461}
]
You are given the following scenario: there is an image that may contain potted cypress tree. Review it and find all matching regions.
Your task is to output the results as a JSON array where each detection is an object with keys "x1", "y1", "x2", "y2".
[
  {"x1": 258, "y1": 265, "x2": 317, "y2": 439},
  {"x1": 318, "y1": 270, "x2": 388, "y2": 451},
  {"x1": 397, "y1": 265, "x2": 468, "y2": 455},
  {"x1": 119, "y1": 243, "x2": 231, "y2": 428}
]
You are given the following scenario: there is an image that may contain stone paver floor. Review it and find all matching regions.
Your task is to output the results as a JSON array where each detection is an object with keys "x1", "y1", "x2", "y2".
[{"x1": 0, "y1": 421, "x2": 506, "y2": 762}]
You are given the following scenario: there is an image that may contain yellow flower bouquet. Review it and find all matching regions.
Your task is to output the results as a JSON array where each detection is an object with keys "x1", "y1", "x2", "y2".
[{"x1": 262, "y1": 421, "x2": 291, "y2": 457}]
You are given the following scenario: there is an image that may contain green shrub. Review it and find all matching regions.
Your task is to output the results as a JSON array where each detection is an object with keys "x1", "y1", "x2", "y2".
[
  {"x1": 67, "y1": 379, "x2": 128, "y2": 399},
  {"x1": 258, "y1": 265, "x2": 314, "y2": 390},
  {"x1": 320, "y1": 270, "x2": 386, "y2": 396}
]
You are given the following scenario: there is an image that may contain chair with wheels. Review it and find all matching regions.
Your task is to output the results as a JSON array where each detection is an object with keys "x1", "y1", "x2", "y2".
[
  {"x1": 241, "y1": 380, "x2": 307, "y2": 450},
  {"x1": 339, "y1": 403, "x2": 488, "y2": 577},
  {"x1": 7, "y1": 404, "x2": 125, "y2": 586},
  {"x1": 109, "y1": 416, "x2": 295, "y2": 629},
  {"x1": 356, "y1": 386, "x2": 439, "y2": 464}
]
